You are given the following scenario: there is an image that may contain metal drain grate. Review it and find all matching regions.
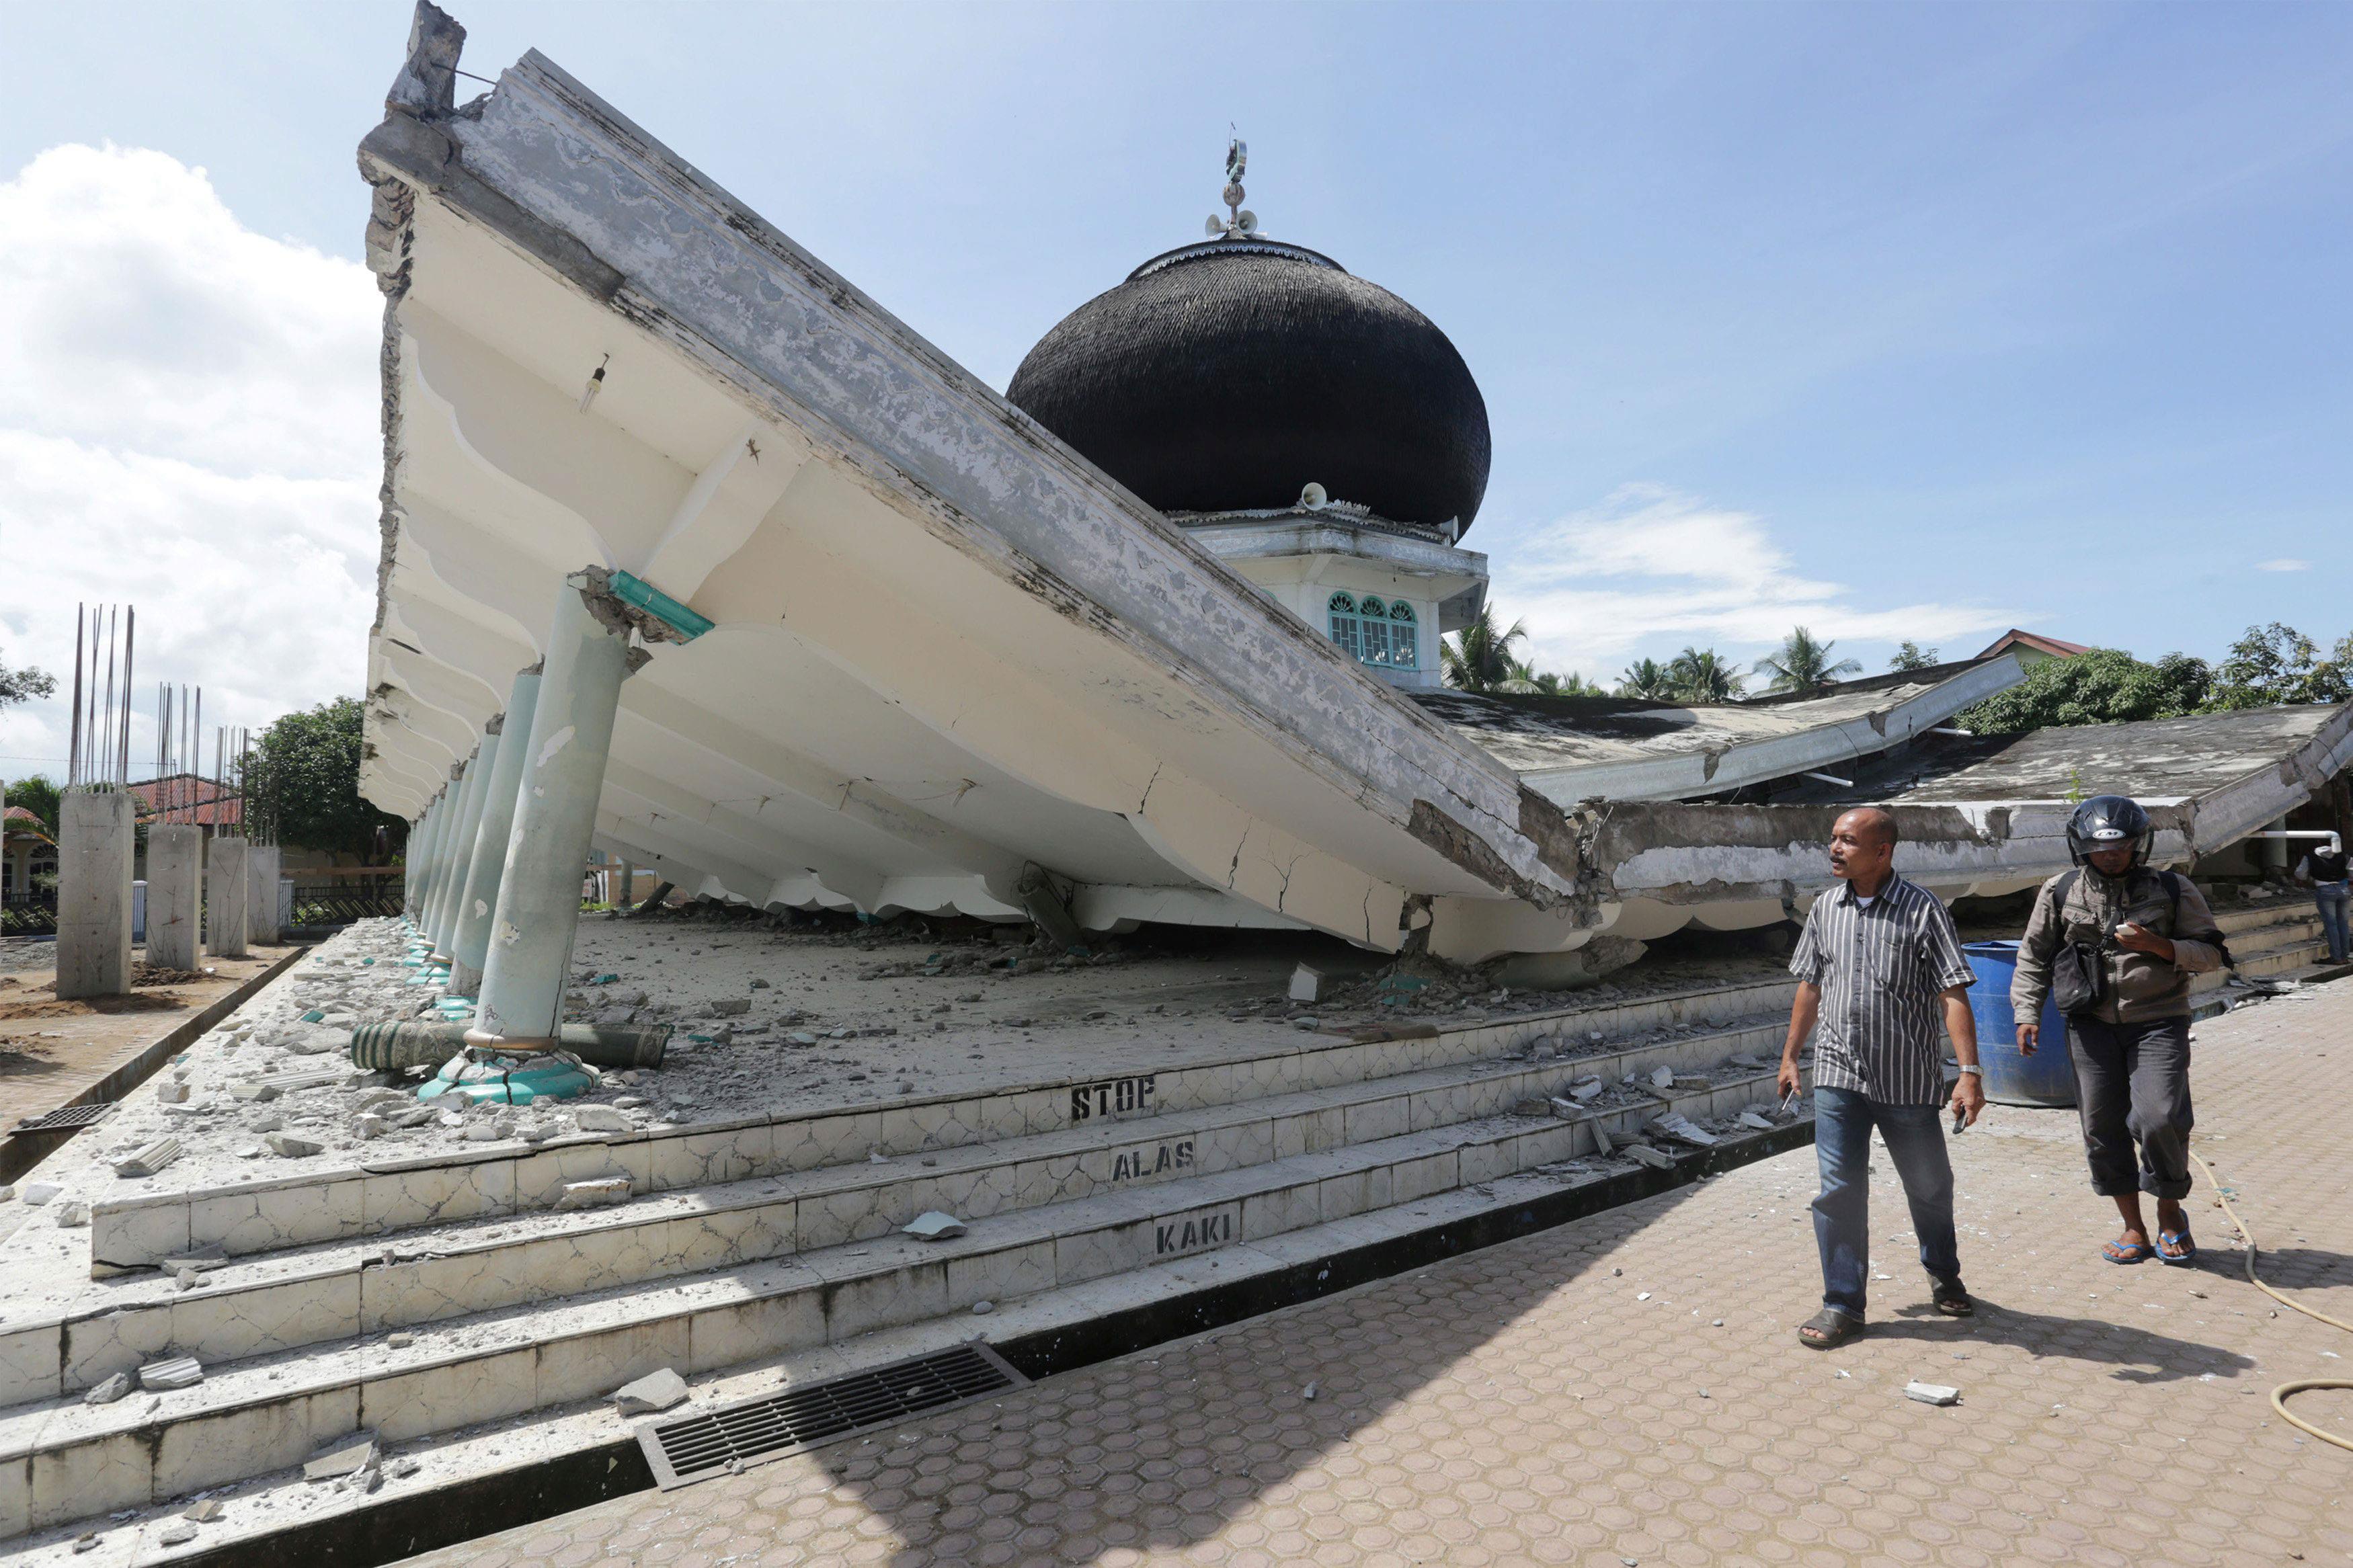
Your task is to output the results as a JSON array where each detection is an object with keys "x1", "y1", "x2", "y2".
[
  {"x1": 13, "y1": 1103, "x2": 112, "y2": 1134},
  {"x1": 639, "y1": 1343, "x2": 1026, "y2": 1489}
]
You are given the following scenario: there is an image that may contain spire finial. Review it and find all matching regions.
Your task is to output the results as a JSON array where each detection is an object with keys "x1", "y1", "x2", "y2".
[{"x1": 1204, "y1": 132, "x2": 1261, "y2": 239}]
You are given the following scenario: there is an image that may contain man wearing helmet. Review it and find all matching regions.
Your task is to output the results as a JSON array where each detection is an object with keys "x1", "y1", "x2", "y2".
[{"x1": 2012, "y1": 796, "x2": 2229, "y2": 1265}]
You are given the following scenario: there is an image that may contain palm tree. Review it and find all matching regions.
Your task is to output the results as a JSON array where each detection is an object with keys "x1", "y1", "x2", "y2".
[
  {"x1": 1616, "y1": 657, "x2": 1675, "y2": 702},
  {"x1": 1442, "y1": 606, "x2": 1528, "y2": 694},
  {"x1": 1668, "y1": 646, "x2": 1747, "y2": 703},
  {"x1": 1497, "y1": 660, "x2": 1603, "y2": 696},
  {"x1": 1753, "y1": 626, "x2": 1861, "y2": 696}
]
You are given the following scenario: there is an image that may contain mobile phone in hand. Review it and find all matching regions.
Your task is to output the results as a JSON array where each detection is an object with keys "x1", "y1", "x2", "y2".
[{"x1": 1950, "y1": 1105, "x2": 1966, "y2": 1134}]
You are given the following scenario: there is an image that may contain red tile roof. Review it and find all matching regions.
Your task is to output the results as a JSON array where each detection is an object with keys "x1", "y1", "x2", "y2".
[{"x1": 128, "y1": 774, "x2": 243, "y2": 826}]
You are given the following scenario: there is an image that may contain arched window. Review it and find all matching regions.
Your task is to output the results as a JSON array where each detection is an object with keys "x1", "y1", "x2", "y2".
[
  {"x1": 1358, "y1": 597, "x2": 1392, "y2": 667},
  {"x1": 1325, "y1": 593, "x2": 1421, "y2": 670},
  {"x1": 1388, "y1": 601, "x2": 1418, "y2": 669},
  {"x1": 1326, "y1": 593, "x2": 1361, "y2": 661}
]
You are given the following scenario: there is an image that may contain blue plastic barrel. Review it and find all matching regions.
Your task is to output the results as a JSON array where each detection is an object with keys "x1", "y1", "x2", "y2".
[{"x1": 1962, "y1": 941, "x2": 2076, "y2": 1107}]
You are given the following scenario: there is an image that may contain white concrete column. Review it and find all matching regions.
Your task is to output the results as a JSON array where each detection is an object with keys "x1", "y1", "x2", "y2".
[
  {"x1": 247, "y1": 843, "x2": 283, "y2": 946},
  {"x1": 57, "y1": 791, "x2": 135, "y2": 999},
  {"x1": 206, "y1": 835, "x2": 250, "y2": 959},
  {"x1": 146, "y1": 823, "x2": 204, "y2": 971},
  {"x1": 428, "y1": 747, "x2": 492, "y2": 958},
  {"x1": 471, "y1": 578, "x2": 634, "y2": 1045},
  {"x1": 420, "y1": 762, "x2": 465, "y2": 942},
  {"x1": 404, "y1": 798, "x2": 441, "y2": 922},
  {"x1": 450, "y1": 667, "x2": 543, "y2": 997},
  {"x1": 616, "y1": 858, "x2": 635, "y2": 912}
]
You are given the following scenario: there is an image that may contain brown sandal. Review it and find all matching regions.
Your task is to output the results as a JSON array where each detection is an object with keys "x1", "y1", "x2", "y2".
[{"x1": 1798, "y1": 1309, "x2": 1862, "y2": 1349}]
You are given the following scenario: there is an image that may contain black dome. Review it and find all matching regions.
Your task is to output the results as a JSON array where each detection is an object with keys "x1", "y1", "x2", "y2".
[{"x1": 1006, "y1": 239, "x2": 1490, "y2": 535}]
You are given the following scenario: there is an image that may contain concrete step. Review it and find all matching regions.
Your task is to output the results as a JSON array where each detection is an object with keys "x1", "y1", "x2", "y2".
[
  {"x1": 0, "y1": 1061, "x2": 1802, "y2": 1534},
  {"x1": 85, "y1": 977, "x2": 1798, "y2": 1271},
  {"x1": 0, "y1": 1108, "x2": 1813, "y2": 1566},
  {"x1": 0, "y1": 1013, "x2": 1794, "y2": 1407}
]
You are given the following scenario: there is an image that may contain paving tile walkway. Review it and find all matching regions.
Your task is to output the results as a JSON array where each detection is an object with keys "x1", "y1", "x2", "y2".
[{"x1": 409, "y1": 981, "x2": 2353, "y2": 1568}]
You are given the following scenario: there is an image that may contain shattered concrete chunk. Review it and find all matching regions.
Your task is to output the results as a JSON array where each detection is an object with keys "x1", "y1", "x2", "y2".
[
  {"x1": 182, "y1": 1499, "x2": 223, "y2": 1522},
  {"x1": 1287, "y1": 964, "x2": 1323, "y2": 1003},
  {"x1": 1737, "y1": 1110, "x2": 1776, "y2": 1130},
  {"x1": 140, "y1": 1356, "x2": 204, "y2": 1391},
  {"x1": 229, "y1": 1081, "x2": 282, "y2": 1103},
  {"x1": 112, "y1": 1137, "x2": 184, "y2": 1178},
  {"x1": 303, "y1": 1431, "x2": 380, "y2": 1481},
  {"x1": 158, "y1": 1522, "x2": 199, "y2": 1546},
  {"x1": 54, "y1": 1200, "x2": 91, "y2": 1228},
  {"x1": 83, "y1": 1372, "x2": 132, "y2": 1405},
  {"x1": 1648, "y1": 1066, "x2": 1676, "y2": 1091},
  {"x1": 1623, "y1": 1145, "x2": 1675, "y2": 1169},
  {"x1": 265, "y1": 1132, "x2": 324, "y2": 1158},
  {"x1": 611, "y1": 1368, "x2": 689, "y2": 1416},
  {"x1": 707, "y1": 997, "x2": 751, "y2": 1017},
  {"x1": 155, "y1": 1082, "x2": 192, "y2": 1104},
  {"x1": 902, "y1": 1210, "x2": 967, "y2": 1241},
  {"x1": 20, "y1": 1181, "x2": 61, "y2": 1205},
  {"x1": 1904, "y1": 1382, "x2": 1961, "y2": 1407},
  {"x1": 574, "y1": 1105, "x2": 631, "y2": 1133},
  {"x1": 557, "y1": 1177, "x2": 633, "y2": 1210}
]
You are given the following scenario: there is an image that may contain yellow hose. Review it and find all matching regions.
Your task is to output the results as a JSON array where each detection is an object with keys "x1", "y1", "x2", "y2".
[{"x1": 2190, "y1": 1149, "x2": 2353, "y2": 1452}]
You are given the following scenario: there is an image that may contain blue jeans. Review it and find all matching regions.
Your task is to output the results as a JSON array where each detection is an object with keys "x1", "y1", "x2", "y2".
[
  {"x1": 1811, "y1": 1087, "x2": 1962, "y2": 1320},
  {"x1": 2317, "y1": 884, "x2": 2351, "y2": 964}
]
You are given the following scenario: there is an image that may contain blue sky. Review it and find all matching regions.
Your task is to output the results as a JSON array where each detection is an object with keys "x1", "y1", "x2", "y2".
[{"x1": 3, "y1": 1, "x2": 2349, "y2": 770}]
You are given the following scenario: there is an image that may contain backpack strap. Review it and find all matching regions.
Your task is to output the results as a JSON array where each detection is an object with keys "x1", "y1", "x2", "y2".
[{"x1": 2159, "y1": 869, "x2": 2235, "y2": 971}]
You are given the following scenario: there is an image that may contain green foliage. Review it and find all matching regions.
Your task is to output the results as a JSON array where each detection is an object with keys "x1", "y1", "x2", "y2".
[
  {"x1": 1497, "y1": 659, "x2": 1602, "y2": 696},
  {"x1": 1753, "y1": 626, "x2": 1862, "y2": 696},
  {"x1": 4, "y1": 774, "x2": 61, "y2": 835},
  {"x1": 1956, "y1": 648, "x2": 2213, "y2": 734},
  {"x1": 1441, "y1": 606, "x2": 1529, "y2": 695},
  {"x1": 0, "y1": 647, "x2": 55, "y2": 710},
  {"x1": 1667, "y1": 646, "x2": 1747, "y2": 704},
  {"x1": 1616, "y1": 657, "x2": 1676, "y2": 702},
  {"x1": 1888, "y1": 641, "x2": 1941, "y2": 671},
  {"x1": 243, "y1": 696, "x2": 407, "y2": 858},
  {"x1": 2205, "y1": 622, "x2": 2353, "y2": 710}
]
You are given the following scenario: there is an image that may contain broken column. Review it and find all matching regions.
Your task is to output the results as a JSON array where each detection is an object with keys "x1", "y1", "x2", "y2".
[
  {"x1": 247, "y1": 842, "x2": 282, "y2": 946},
  {"x1": 206, "y1": 835, "x2": 250, "y2": 960},
  {"x1": 56, "y1": 790, "x2": 135, "y2": 999},
  {"x1": 428, "y1": 744, "x2": 491, "y2": 960},
  {"x1": 419, "y1": 762, "x2": 463, "y2": 944},
  {"x1": 450, "y1": 666, "x2": 542, "y2": 997},
  {"x1": 615, "y1": 857, "x2": 634, "y2": 911},
  {"x1": 145, "y1": 823, "x2": 204, "y2": 971},
  {"x1": 471, "y1": 574, "x2": 635, "y2": 1046}
]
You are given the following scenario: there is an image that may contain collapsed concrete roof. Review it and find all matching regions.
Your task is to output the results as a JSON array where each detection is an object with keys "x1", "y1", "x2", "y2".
[{"x1": 352, "y1": 5, "x2": 2340, "y2": 964}]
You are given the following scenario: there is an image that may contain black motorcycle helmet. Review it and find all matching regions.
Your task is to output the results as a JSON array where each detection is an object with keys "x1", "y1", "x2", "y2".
[{"x1": 2067, "y1": 794, "x2": 2153, "y2": 868}]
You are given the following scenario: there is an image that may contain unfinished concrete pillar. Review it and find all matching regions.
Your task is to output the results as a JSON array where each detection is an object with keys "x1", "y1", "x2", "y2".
[
  {"x1": 451, "y1": 667, "x2": 542, "y2": 997},
  {"x1": 428, "y1": 747, "x2": 491, "y2": 958},
  {"x1": 56, "y1": 791, "x2": 135, "y2": 999},
  {"x1": 616, "y1": 858, "x2": 634, "y2": 911},
  {"x1": 471, "y1": 577, "x2": 633, "y2": 1046},
  {"x1": 146, "y1": 823, "x2": 204, "y2": 971},
  {"x1": 206, "y1": 836, "x2": 250, "y2": 959},
  {"x1": 247, "y1": 843, "x2": 283, "y2": 946}
]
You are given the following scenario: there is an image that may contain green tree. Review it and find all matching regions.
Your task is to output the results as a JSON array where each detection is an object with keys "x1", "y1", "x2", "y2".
[
  {"x1": 1753, "y1": 626, "x2": 1862, "y2": 696},
  {"x1": 1956, "y1": 648, "x2": 2212, "y2": 734},
  {"x1": 1616, "y1": 657, "x2": 1676, "y2": 701},
  {"x1": 1441, "y1": 606, "x2": 1529, "y2": 695},
  {"x1": 1888, "y1": 641, "x2": 1941, "y2": 672},
  {"x1": 2205, "y1": 622, "x2": 2352, "y2": 710},
  {"x1": 243, "y1": 696, "x2": 407, "y2": 858},
  {"x1": 4, "y1": 775, "x2": 61, "y2": 835},
  {"x1": 1667, "y1": 646, "x2": 1747, "y2": 703},
  {"x1": 1, "y1": 646, "x2": 54, "y2": 709},
  {"x1": 1498, "y1": 661, "x2": 1602, "y2": 696}
]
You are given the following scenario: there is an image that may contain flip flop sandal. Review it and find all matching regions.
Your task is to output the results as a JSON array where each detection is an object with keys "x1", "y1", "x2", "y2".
[
  {"x1": 2102, "y1": 1238, "x2": 2154, "y2": 1264},
  {"x1": 1931, "y1": 1282, "x2": 1974, "y2": 1317},
  {"x1": 2157, "y1": 1230, "x2": 2196, "y2": 1266},
  {"x1": 1797, "y1": 1309, "x2": 1862, "y2": 1350}
]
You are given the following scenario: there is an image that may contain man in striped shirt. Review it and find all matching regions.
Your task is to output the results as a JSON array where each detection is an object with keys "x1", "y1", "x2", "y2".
[{"x1": 1779, "y1": 807, "x2": 1987, "y2": 1349}]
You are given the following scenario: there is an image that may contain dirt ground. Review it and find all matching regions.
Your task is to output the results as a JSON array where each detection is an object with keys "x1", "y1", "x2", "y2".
[{"x1": 0, "y1": 944, "x2": 296, "y2": 1134}]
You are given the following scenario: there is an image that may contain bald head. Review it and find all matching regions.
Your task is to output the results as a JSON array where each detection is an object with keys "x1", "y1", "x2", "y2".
[
  {"x1": 1837, "y1": 807, "x2": 1898, "y2": 850},
  {"x1": 1827, "y1": 806, "x2": 1899, "y2": 891}
]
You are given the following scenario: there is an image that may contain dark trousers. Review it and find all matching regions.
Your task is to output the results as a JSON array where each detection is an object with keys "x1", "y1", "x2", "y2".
[
  {"x1": 2317, "y1": 883, "x2": 2350, "y2": 964},
  {"x1": 2065, "y1": 1014, "x2": 2193, "y2": 1201},
  {"x1": 1810, "y1": 1087, "x2": 1962, "y2": 1319}
]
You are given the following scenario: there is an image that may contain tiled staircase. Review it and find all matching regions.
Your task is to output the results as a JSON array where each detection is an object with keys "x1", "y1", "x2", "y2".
[
  {"x1": 2196, "y1": 893, "x2": 2340, "y2": 1002},
  {"x1": 0, "y1": 975, "x2": 1811, "y2": 1555}
]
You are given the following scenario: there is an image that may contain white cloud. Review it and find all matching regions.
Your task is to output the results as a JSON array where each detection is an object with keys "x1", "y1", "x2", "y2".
[
  {"x1": 0, "y1": 145, "x2": 381, "y2": 782},
  {"x1": 2256, "y1": 558, "x2": 2309, "y2": 573},
  {"x1": 1487, "y1": 483, "x2": 2027, "y2": 686}
]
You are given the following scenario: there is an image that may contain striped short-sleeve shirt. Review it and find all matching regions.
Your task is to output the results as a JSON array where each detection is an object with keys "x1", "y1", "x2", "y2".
[{"x1": 1790, "y1": 873, "x2": 1976, "y2": 1105}]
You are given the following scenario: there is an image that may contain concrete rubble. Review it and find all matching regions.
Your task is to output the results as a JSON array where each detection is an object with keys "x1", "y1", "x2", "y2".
[{"x1": 610, "y1": 1368, "x2": 689, "y2": 1417}]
